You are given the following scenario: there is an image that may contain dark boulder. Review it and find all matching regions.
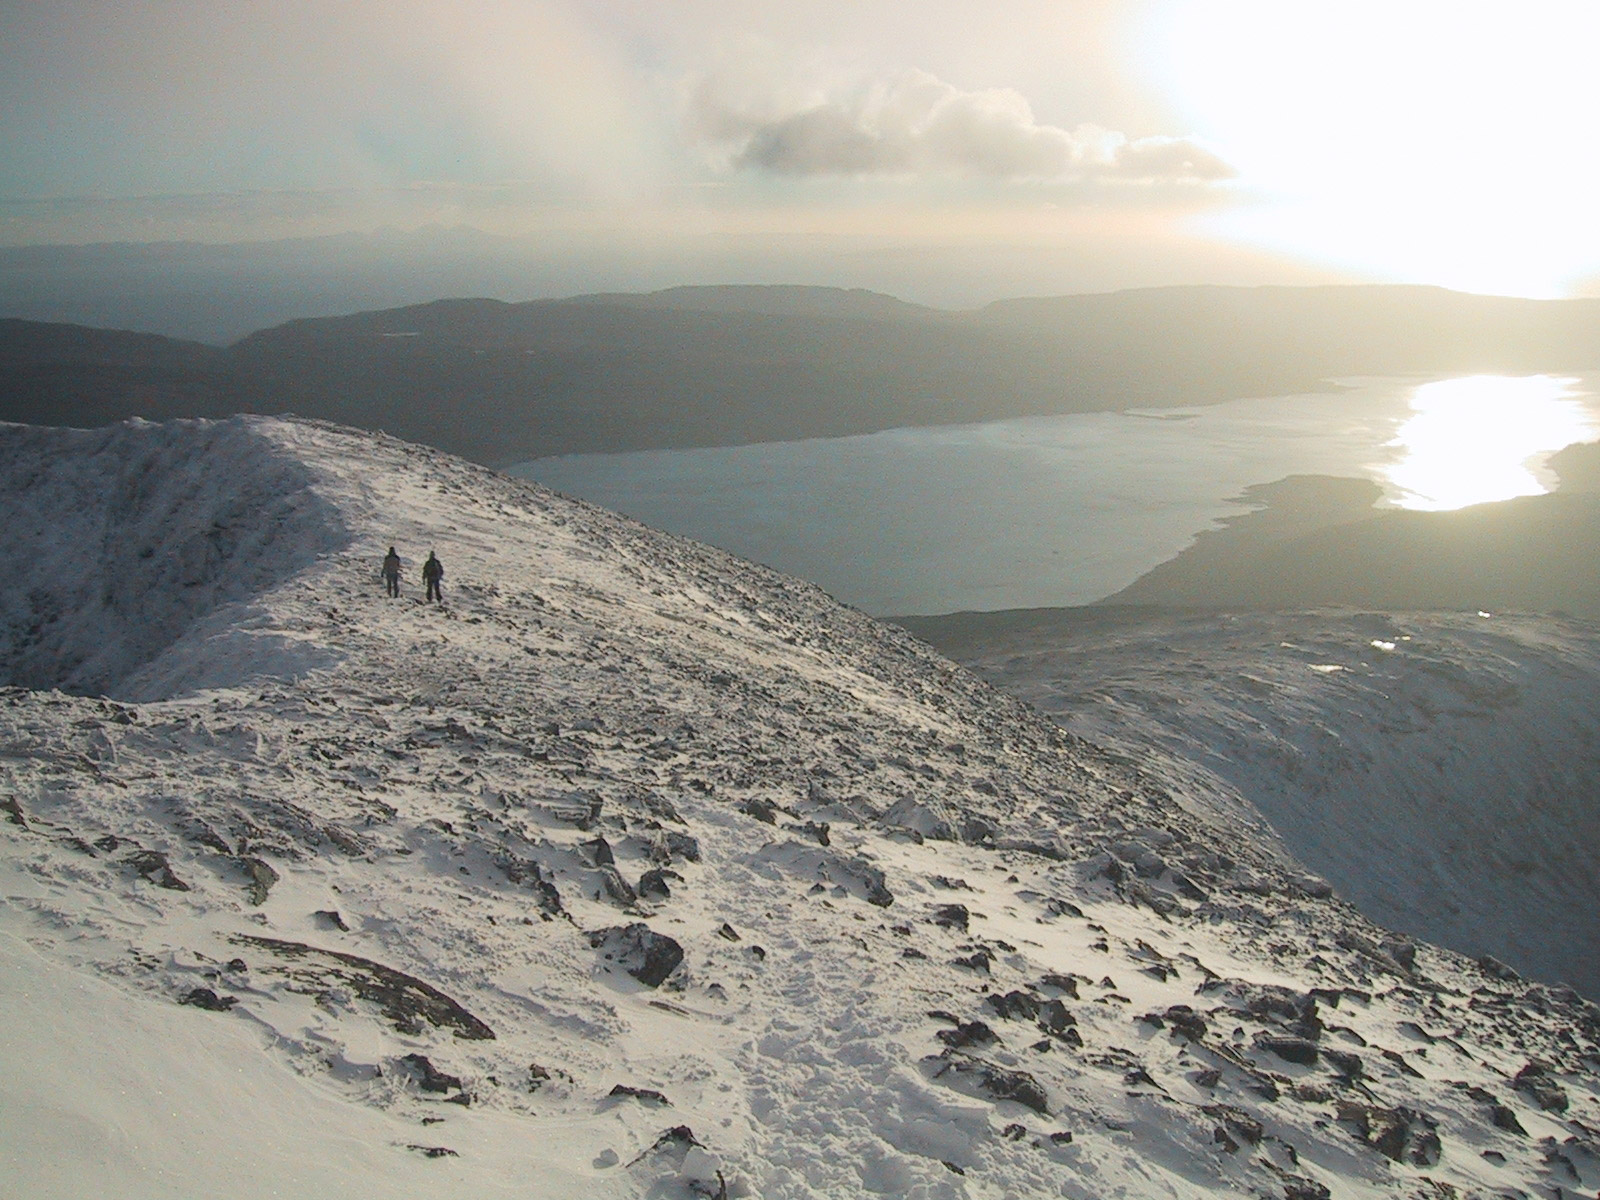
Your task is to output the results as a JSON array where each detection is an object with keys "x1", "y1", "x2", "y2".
[
  {"x1": 1255, "y1": 1034, "x2": 1319, "y2": 1066},
  {"x1": 588, "y1": 923, "x2": 684, "y2": 988},
  {"x1": 401, "y1": 1053, "x2": 464, "y2": 1094},
  {"x1": 1323, "y1": 1049, "x2": 1363, "y2": 1078},
  {"x1": 237, "y1": 855, "x2": 279, "y2": 905},
  {"x1": 977, "y1": 1063, "x2": 1050, "y2": 1115},
  {"x1": 608, "y1": 1084, "x2": 671, "y2": 1106},
  {"x1": 179, "y1": 986, "x2": 237, "y2": 1012},
  {"x1": 598, "y1": 865, "x2": 638, "y2": 906},
  {"x1": 1513, "y1": 1061, "x2": 1568, "y2": 1113},
  {"x1": 1161, "y1": 1005, "x2": 1208, "y2": 1042},
  {"x1": 937, "y1": 1021, "x2": 999, "y2": 1050},
  {"x1": 124, "y1": 849, "x2": 189, "y2": 891},
  {"x1": 637, "y1": 867, "x2": 679, "y2": 899},
  {"x1": 985, "y1": 991, "x2": 1040, "y2": 1021},
  {"x1": 1336, "y1": 1100, "x2": 1440, "y2": 1166},
  {"x1": 1038, "y1": 999, "x2": 1077, "y2": 1037}
]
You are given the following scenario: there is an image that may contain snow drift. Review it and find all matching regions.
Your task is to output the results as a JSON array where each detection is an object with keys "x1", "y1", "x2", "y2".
[
  {"x1": 0, "y1": 417, "x2": 345, "y2": 695},
  {"x1": 2, "y1": 415, "x2": 1598, "y2": 1200}
]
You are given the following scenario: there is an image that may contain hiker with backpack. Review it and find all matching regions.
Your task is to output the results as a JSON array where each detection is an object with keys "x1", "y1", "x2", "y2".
[
  {"x1": 422, "y1": 551, "x2": 444, "y2": 603},
  {"x1": 381, "y1": 546, "x2": 403, "y2": 597}
]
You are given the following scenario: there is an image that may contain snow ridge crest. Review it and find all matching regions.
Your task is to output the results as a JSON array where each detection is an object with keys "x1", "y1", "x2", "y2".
[{"x1": 0, "y1": 416, "x2": 347, "y2": 696}]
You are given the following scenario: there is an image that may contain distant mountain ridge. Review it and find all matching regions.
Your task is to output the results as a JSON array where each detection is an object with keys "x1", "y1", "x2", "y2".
[{"x1": 5, "y1": 283, "x2": 1600, "y2": 466}]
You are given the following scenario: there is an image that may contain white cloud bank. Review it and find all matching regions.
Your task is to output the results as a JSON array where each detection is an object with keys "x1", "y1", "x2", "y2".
[{"x1": 691, "y1": 68, "x2": 1234, "y2": 184}]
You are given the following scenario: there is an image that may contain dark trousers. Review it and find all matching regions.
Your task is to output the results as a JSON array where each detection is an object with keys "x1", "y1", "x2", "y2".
[
  {"x1": 385, "y1": 575, "x2": 400, "y2": 597},
  {"x1": 426, "y1": 579, "x2": 442, "y2": 602}
]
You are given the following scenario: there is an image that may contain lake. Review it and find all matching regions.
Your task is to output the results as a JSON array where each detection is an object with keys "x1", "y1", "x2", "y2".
[{"x1": 509, "y1": 374, "x2": 1600, "y2": 616}]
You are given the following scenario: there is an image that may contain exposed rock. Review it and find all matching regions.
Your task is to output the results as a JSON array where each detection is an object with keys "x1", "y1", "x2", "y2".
[
  {"x1": 1282, "y1": 1178, "x2": 1332, "y2": 1200},
  {"x1": 1037, "y1": 999, "x2": 1076, "y2": 1037},
  {"x1": 1322, "y1": 1049, "x2": 1363, "y2": 1078},
  {"x1": 179, "y1": 986, "x2": 237, "y2": 1012},
  {"x1": 598, "y1": 865, "x2": 638, "y2": 906},
  {"x1": 495, "y1": 854, "x2": 565, "y2": 914},
  {"x1": 1161, "y1": 1004, "x2": 1208, "y2": 1042},
  {"x1": 1512, "y1": 1061, "x2": 1568, "y2": 1113},
  {"x1": 1381, "y1": 938, "x2": 1417, "y2": 972},
  {"x1": 400, "y1": 1053, "x2": 464, "y2": 1094},
  {"x1": 123, "y1": 849, "x2": 189, "y2": 891},
  {"x1": 1204, "y1": 1103, "x2": 1264, "y2": 1150},
  {"x1": 881, "y1": 797, "x2": 956, "y2": 841},
  {"x1": 851, "y1": 860, "x2": 895, "y2": 908},
  {"x1": 312, "y1": 909, "x2": 349, "y2": 931},
  {"x1": 1490, "y1": 1103, "x2": 1527, "y2": 1135},
  {"x1": 233, "y1": 935, "x2": 495, "y2": 1039},
  {"x1": 237, "y1": 855, "x2": 279, "y2": 905},
  {"x1": 626, "y1": 1125, "x2": 701, "y2": 1168},
  {"x1": 1040, "y1": 973, "x2": 1080, "y2": 998},
  {"x1": 931, "y1": 903, "x2": 969, "y2": 931},
  {"x1": 975, "y1": 1062, "x2": 1050, "y2": 1116},
  {"x1": 654, "y1": 829, "x2": 700, "y2": 864},
  {"x1": 588, "y1": 923, "x2": 684, "y2": 988},
  {"x1": 937, "y1": 1021, "x2": 999, "y2": 1050},
  {"x1": 985, "y1": 991, "x2": 1041, "y2": 1021},
  {"x1": 951, "y1": 948, "x2": 993, "y2": 973},
  {"x1": 608, "y1": 1084, "x2": 670, "y2": 1106},
  {"x1": 739, "y1": 798, "x2": 779, "y2": 824},
  {"x1": 789, "y1": 820, "x2": 830, "y2": 846},
  {"x1": 637, "y1": 867, "x2": 679, "y2": 899},
  {"x1": 1478, "y1": 954, "x2": 1520, "y2": 982},
  {"x1": 1335, "y1": 1101, "x2": 1440, "y2": 1166},
  {"x1": 1255, "y1": 1034, "x2": 1319, "y2": 1066}
]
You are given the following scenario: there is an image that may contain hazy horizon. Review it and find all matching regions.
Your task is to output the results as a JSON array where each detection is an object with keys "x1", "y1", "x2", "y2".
[{"x1": 6, "y1": 1, "x2": 1600, "y2": 315}]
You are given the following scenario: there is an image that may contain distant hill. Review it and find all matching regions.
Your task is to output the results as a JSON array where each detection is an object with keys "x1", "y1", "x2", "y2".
[
  {"x1": 0, "y1": 318, "x2": 230, "y2": 428},
  {"x1": 5, "y1": 283, "x2": 1600, "y2": 465},
  {"x1": 1100, "y1": 442, "x2": 1600, "y2": 618}
]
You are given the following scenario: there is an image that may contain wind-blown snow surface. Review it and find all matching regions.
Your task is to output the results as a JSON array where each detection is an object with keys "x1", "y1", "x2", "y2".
[
  {"x1": 900, "y1": 607, "x2": 1600, "y2": 1001},
  {"x1": 3, "y1": 417, "x2": 1599, "y2": 1199}
]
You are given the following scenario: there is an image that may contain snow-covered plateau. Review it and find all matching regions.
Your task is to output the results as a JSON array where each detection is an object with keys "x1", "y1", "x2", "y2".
[{"x1": 2, "y1": 415, "x2": 1597, "y2": 1200}]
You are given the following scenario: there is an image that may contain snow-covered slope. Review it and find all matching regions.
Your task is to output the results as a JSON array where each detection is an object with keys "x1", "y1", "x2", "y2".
[
  {"x1": 3, "y1": 416, "x2": 1599, "y2": 1200},
  {"x1": 900, "y1": 607, "x2": 1600, "y2": 1000}
]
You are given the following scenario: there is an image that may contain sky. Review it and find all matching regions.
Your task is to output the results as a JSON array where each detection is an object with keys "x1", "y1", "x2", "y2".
[{"x1": 4, "y1": 0, "x2": 1600, "y2": 302}]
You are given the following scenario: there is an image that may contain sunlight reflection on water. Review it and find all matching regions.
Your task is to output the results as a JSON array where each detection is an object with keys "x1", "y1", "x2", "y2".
[
  {"x1": 513, "y1": 373, "x2": 1600, "y2": 612},
  {"x1": 1384, "y1": 375, "x2": 1598, "y2": 510}
]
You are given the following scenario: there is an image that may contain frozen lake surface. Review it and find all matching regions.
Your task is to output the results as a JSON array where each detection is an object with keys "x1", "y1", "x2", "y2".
[{"x1": 511, "y1": 374, "x2": 1600, "y2": 615}]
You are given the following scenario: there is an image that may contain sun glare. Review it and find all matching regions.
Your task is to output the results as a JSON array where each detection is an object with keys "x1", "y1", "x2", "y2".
[
  {"x1": 1384, "y1": 376, "x2": 1597, "y2": 511},
  {"x1": 1148, "y1": 2, "x2": 1600, "y2": 295}
]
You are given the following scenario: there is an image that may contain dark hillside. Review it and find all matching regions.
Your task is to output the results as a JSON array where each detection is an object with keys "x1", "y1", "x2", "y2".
[
  {"x1": 5, "y1": 284, "x2": 1600, "y2": 465},
  {"x1": 0, "y1": 320, "x2": 229, "y2": 428}
]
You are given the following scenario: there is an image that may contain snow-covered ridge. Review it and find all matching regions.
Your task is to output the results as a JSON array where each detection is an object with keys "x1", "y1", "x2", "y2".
[
  {"x1": 0, "y1": 417, "x2": 347, "y2": 696},
  {"x1": 3, "y1": 416, "x2": 1599, "y2": 1199}
]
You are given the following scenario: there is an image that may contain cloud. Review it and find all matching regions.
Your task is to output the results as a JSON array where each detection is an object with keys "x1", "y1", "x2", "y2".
[{"x1": 691, "y1": 69, "x2": 1234, "y2": 184}]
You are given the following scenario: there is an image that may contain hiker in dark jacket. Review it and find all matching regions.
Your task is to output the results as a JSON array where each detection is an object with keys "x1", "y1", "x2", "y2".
[
  {"x1": 422, "y1": 551, "x2": 444, "y2": 603},
  {"x1": 381, "y1": 546, "x2": 402, "y2": 597}
]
